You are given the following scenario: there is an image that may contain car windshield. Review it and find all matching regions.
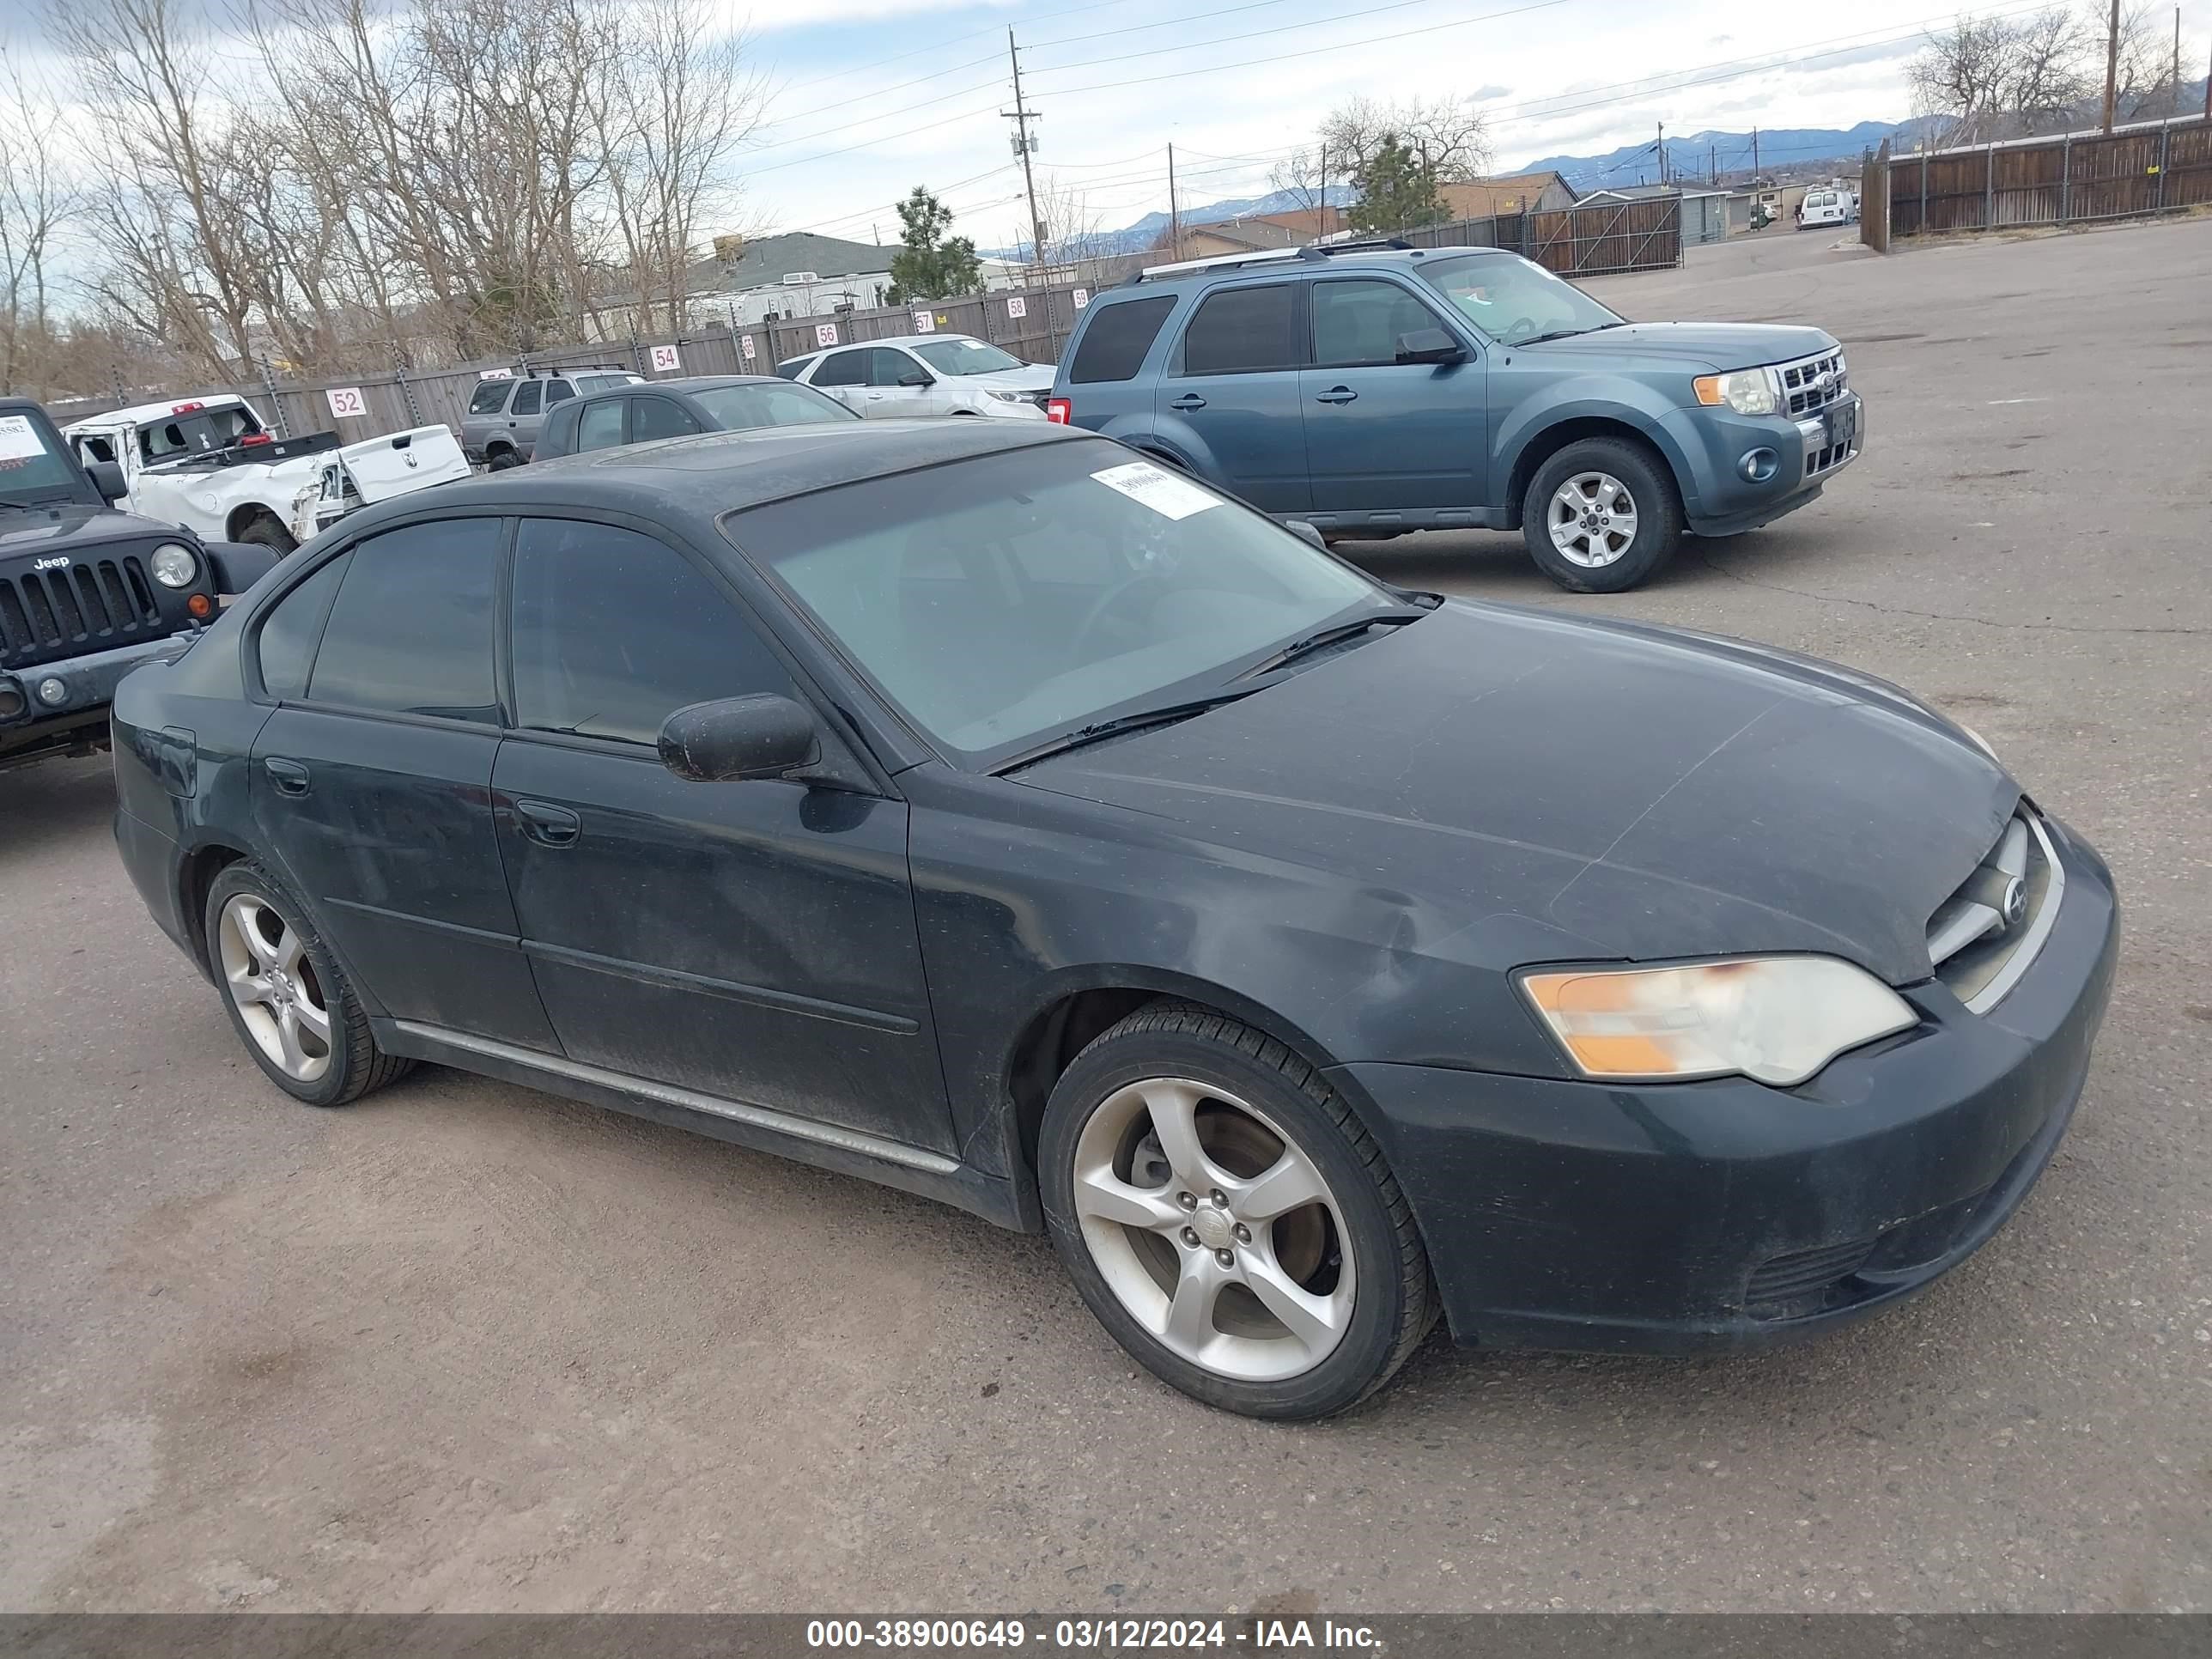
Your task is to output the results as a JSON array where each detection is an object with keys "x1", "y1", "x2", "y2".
[
  {"x1": 692, "y1": 382, "x2": 858, "y2": 429},
  {"x1": 727, "y1": 440, "x2": 1391, "y2": 766},
  {"x1": 1417, "y1": 253, "x2": 1622, "y2": 345},
  {"x1": 912, "y1": 338, "x2": 1026, "y2": 377},
  {"x1": 0, "y1": 410, "x2": 86, "y2": 507}
]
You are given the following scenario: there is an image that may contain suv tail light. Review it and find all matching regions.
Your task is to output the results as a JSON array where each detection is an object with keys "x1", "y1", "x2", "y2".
[{"x1": 1045, "y1": 398, "x2": 1072, "y2": 425}]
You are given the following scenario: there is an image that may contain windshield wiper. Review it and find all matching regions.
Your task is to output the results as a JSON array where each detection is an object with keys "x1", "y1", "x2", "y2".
[
  {"x1": 994, "y1": 688, "x2": 1262, "y2": 775},
  {"x1": 1234, "y1": 606, "x2": 1429, "y2": 680}
]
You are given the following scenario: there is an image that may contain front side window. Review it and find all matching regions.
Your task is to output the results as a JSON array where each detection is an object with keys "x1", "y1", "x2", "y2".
[
  {"x1": 630, "y1": 397, "x2": 703, "y2": 442},
  {"x1": 1418, "y1": 253, "x2": 1622, "y2": 346},
  {"x1": 1310, "y1": 279, "x2": 1451, "y2": 368},
  {"x1": 509, "y1": 519, "x2": 793, "y2": 747},
  {"x1": 729, "y1": 439, "x2": 1387, "y2": 766},
  {"x1": 691, "y1": 382, "x2": 857, "y2": 429},
  {"x1": 255, "y1": 552, "x2": 352, "y2": 700},
  {"x1": 307, "y1": 519, "x2": 500, "y2": 721},
  {"x1": 1180, "y1": 283, "x2": 1299, "y2": 375},
  {"x1": 467, "y1": 382, "x2": 510, "y2": 415},
  {"x1": 911, "y1": 337, "x2": 1024, "y2": 377},
  {"x1": 512, "y1": 381, "x2": 544, "y2": 416},
  {"x1": 575, "y1": 400, "x2": 625, "y2": 451},
  {"x1": 869, "y1": 349, "x2": 921, "y2": 386}
]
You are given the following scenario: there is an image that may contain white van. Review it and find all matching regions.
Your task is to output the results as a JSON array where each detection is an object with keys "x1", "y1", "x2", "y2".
[{"x1": 1798, "y1": 187, "x2": 1858, "y2": 231}]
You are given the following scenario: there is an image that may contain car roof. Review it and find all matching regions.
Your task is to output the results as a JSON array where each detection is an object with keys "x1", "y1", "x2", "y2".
[
  {"x1": 338, "y1": 419, "x2": 1091, "y2": 532},
  {"x1": 1125, "y1": 243, "x2": 1516, "y2": 294},
  {"x1": 570, "y1": 374, "x2": 791, "y2": 402}
]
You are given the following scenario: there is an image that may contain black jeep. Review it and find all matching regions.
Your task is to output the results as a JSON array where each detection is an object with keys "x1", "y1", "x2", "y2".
[{"x1": 1, "y1": 397, "x2": 274, "y2": 771}]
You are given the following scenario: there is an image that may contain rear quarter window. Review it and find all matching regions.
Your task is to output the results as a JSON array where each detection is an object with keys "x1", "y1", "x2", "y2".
[
  {"x1": 467, "y1": 382, "x2": 510, "y2": 416},
  {"x1": 1068, "y1": 295, "x2": 1176, "y2": 384}
]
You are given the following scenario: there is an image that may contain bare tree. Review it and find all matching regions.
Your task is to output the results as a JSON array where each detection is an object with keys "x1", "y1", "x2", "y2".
[
  {"x1": 1906, "y1": 14, "x2": 2028, "y2": 143},
  {"x1": 0, "y1": 36, "x2": 77, "y2": 395},
  {"x1": 1012, "y1": 173, "x2": 1119, "y2": 287},
  {"x1": 1319, "y1": 95, "x2": 1492, "y2": 185},
  {"x1": 2004, "y1": 8, "x2": 2097, "y2": 131}
]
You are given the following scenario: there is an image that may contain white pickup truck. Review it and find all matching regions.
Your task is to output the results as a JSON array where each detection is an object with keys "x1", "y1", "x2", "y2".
[{"x1": 62, "y1": 394, "x2": 471, "y2": 552}]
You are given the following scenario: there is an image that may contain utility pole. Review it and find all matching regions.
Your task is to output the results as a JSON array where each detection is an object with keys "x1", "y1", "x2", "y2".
[
  {"x1": 1656, "y1": 122, "x2": 1666, "y2": 185},
  {"x1": 2205, "y1": 27, "x2": 2211, "y2": 118},
  {"x1": 1751, "y1": 126, "x2": 1759, "y2": 183},
  {"x1": 1710, "y1": 143, "x2": 1717, "y2": 185},
  {"x1": 2174, "y1": 6, "x2": 2183, "y2": 115},
  {"x1": 2104, "y1": 0, "x2": 2120, "y2": 131},
  {"x1": 1167, "y1": 143, "x2": 1182, "y2": 260},
  {"x1": 1003, "y1": 29, "x2": 1046, "y2": 273}
]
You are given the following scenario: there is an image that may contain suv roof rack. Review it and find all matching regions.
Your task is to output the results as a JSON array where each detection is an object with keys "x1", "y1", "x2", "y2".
[
  {"x1": 519, "y1": 362, "x2": 634, "y2": 378},
  {"x1": 1129, "y1": 238, "x2": 1415, "y2": 283}
]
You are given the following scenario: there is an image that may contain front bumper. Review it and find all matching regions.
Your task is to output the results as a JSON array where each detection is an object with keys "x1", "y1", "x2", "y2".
[
  {"x1": 1662, "y1": 391, "x2": 1864, "y2": 537},
  {"x1": 0, "y1": 633, "x2": 198, "y2": 763},
  {"x1": 1332, "y1": 815, "x2": 2118, "y2": 1355}
]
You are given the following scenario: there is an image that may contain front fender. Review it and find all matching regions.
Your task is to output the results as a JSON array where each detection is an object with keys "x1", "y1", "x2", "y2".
[
  {"x1": 1492, "y1": 378, "x2": 1705, "y2": 517},
  {"x1": 204, "y1": 540, "x2": 283, "y2": 594}
]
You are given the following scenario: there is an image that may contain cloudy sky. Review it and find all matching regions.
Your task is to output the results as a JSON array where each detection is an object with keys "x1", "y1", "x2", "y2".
[{"x1": 718, "y1": 0, "x2": 2209, "y2": 249}]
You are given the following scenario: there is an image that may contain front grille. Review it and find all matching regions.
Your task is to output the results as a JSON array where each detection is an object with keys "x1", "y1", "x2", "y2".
[
  {"x1": 0, "y1": 557, "x2": 165, "y2": 671},
  {"x1": 1804, "y1": 438, "x2": 1854, "y2": 477},
  {"x1": 1925, "y1": 806, "x2": 2063, "y2": 1012},
  {"x1": 1778, "y1": 349, "x2": 1848, "y2": 417},
  {"x1": 1746, "y1": 1237, "x2": 1877, "y2": 1315}
]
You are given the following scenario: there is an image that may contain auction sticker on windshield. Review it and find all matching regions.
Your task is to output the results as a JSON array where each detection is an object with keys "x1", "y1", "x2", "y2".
[
  {"x1": 1091, "y1": 460, "x2": 1218, "y2": 521},
  {"x1": 0, "y1": 414, "x2": 48, "y2": 461}
]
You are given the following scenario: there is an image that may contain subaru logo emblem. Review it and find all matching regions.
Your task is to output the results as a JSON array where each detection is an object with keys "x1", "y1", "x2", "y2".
[{"x1": 1999, "y1": 876, "x2": 2029, "y2": 930}]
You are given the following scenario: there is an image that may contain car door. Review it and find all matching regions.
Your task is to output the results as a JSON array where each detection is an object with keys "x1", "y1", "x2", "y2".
[
  {"x1": 1158, "y1": 280, "x2": 1311, "y2": 512},
  {"x1": 806, "y1": 347, "x2": 875, "y2": 414},
  {"x1": 247, "y1": 516, "x2": 561, "y2": 1052},
  {"x1": 489, "y1": 514, "x2": 957, "y2": 1155},
  {"x1": 861, "y1": 347, "x2": 937, "y2": 419},
  {"x1": 1300, "y1": 276, "x2": 1486, "y2": 514}
]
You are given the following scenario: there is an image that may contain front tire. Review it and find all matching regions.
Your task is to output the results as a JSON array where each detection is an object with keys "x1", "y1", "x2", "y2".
[
  {"x1": 204, "y1": 861, "x2": 411, "y2": 1108},
  {"x1": 1039, "y1": 1004, "x2": 1436, "y2": 1419},
  {"x1": 235, "y1": 514, "x2": 297, "y2": 556},
  {"x1": 1522, "y1": 436, "x2": 1682, "y2": 592}
]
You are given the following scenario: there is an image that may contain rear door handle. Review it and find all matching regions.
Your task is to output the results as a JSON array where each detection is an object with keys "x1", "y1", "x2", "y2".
[
  {"x1": 263, "y1": 757, "x2": 311, "y2": 797},
  {"x1": 1314, "y1": 386, "x2": 1358, "y2": 404},
  {"x1": 1169, "y1": 394, "x2": 1206, "y2": 410},
  {"x1": 513, "y1": 799, "x2": 581, "y2": 848}
]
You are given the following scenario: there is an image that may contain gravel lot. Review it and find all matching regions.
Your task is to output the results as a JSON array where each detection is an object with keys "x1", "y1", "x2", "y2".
[{"x1": 4, "y1": 218, "x2": 2209, "y2": 1614}]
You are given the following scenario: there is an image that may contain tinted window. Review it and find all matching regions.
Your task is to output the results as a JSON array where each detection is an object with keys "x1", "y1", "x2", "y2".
[
  {"x1": 630, "y1": 396, "x2": 702, "y2": 442},
  {"x1": 545, "y1": 379, "x2": 575, "y2": 404},
  {"x1": 691, "y1": 382, "x2": 857, "y2": 429},
  {"x1": 255, "y1": 553, "x2": 351, "y2": 700},
  {"x1": 867, "y1": 349, "x2": 916, "y2": 386},
  {"x1": 811, "y1": 349, "x2": 872, "y2": 388},
  {"x1": 509, "y1": 520, "x2": 793, "y2": 747},
  {"x1": 575, "y1": 400, "x2": 624, "y2": 451},
  {"x1": 775, "y1": 358, "x2": 811, "y2": 381},
  {"x1": 467, "y1": 381, "x2": 510, "y2": 415},
  {"x1": 1181, "y1": 283, "x2": 1297, "y2": 374},
  {"x1": 538, "y1": 402, "x2": 580, "y2": 457},
  {"x1": 512, "y1": 381, "x2": 544, "y2": 416},
  {"x1": 307, "y1": 520, "x2": 500, "y2": 721},
  {"x1": 1069, "y1": 296, "x2": 1175, "y2": 384},
  {"x1": 1311, "y1": 279, "x2": 1449, "y2": 367}
]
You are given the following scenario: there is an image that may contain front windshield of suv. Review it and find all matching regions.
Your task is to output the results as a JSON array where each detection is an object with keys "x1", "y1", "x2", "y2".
[
  {"x1": 0, "y1": 410, "x2": 86, "y2": 507},
  {"x1": 728, "y1": 440, "x2": 1390, "y2": 765},
  {"x1": 693, "y1": 382, "x2": 858, "y2": 429},
  {"x1": 1418, "y1": 253, "x2": 1622, "y2": 346},
  {"x1": 912, "y1": 337, "x2": 1025, "y2": 377}
]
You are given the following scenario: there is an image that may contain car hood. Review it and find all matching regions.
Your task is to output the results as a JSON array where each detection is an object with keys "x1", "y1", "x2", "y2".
[
  {"x1": 1017, "y1": 601, "x2": 2013, "y2": 984},
  {"x1": 1522, "y1": 321, "x2": 1836, "y2": 371},
  {"x1": 0, "y1": 500, "x2": 173, "y2": 555},
  {"x1": 967, "y1": 364, "x2": 1057, "y2": 392}
]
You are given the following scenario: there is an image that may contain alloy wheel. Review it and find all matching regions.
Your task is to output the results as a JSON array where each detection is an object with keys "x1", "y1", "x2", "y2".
[
  {"x1": 1069, "y1": 1076, "x2": 1354, "y2": 1382},
  {"x1": 1548, "y1": 471, "x2": 1638, "y2": 567},
  {"x1": 217, "y1": 893, "x2": 333, "y2": 1083}
]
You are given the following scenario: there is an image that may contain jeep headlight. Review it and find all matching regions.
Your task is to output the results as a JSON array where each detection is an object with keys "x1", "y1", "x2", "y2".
[
  {"x1": 1693, "y1": 368, "x2": 1780, "y2": 417},
  {"x1": 1517, "y1": 956, "x2": 1915, "y2": 1086},
  {"x1": 149, "y1": 543, "x2": 198, "y2": 588}
]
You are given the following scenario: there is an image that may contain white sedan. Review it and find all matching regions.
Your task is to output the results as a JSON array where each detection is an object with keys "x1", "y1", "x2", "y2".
[{"x1": 777, "y1": 334, "x2": 1054, "y2": 419}]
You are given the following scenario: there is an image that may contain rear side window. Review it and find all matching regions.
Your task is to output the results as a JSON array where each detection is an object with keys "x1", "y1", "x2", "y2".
[
  {"x1": 1069, "y1": 296, "x2": 1175, "y2": 384},
  {"x1": 576, "y1": 401, "x2": 624, "y2": 451},
  {"x1": 1181, "y1": 283, "x2": 1298, "y2": 375},
  {"x1": 467, "y1": 382, "x2": 510, "y2": 416},
  {"x1": 512, "y1": 382, "x2": 544, "y2": 416},
  {"x1": 307, "y1": 519, "x2": 501, "y2": 722},
  {"x1": 545, "y1": 379, "x2": 575, "y2": 404},
  {"x1": 630, "y1": 397, "x2": 702, "y2": 442},
  {"x1": 254, "y1": 552, "x2": 351, "y2": 700}
]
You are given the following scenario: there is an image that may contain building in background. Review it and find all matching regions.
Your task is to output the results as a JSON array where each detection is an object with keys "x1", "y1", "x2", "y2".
[
  {"x1": 684, "y1": 233, "x2": 908, "y2": 329},
  {"x1": 1437, "y1": 171, "x2": 1577, "y2": 219}
]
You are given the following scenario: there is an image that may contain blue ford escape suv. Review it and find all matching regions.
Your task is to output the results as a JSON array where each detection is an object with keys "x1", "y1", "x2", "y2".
[{"x1": 1047, "y1": 239, "x2": 1863, "y2": 592}]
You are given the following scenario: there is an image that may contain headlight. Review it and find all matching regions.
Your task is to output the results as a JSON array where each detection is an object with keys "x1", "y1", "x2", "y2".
[
  {"x1": 149, "y1": 543, "x2": 198, "y2": 588},
  {"x1": 1692, "y1": 368, "x2": 1779, "y2": 416},
  {"x1": 1517, "y1": 956, "x2": 1915, "y2": 1086},
  {"x1": 988, "y1": 389, "x2": 1032, "y2": 403}
]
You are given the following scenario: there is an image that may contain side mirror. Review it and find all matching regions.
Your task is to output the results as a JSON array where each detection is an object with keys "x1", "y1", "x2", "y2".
[
  {"x1": 1285, "y1": 520, "x2": 1328, "y2": 551},
  {"x1": 896, "y1": 369, "x2": 934, "y2": 388},
  {"x1": 1395, "y1": 328, "x2": 1467, "y2": 365},
  {"x1": 658, "y1": 694, "x2": 821, "y2": 782},
  {"x1": 88, "y1": 459, "x2": 129, "y2": 503}
]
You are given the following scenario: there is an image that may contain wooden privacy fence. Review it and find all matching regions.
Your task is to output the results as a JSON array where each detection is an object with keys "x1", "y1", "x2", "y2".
[
  {"x1": 1887, "y1": 115, "x2": 2210, "y2": 239},
  {"x1": 1399, "y1": 198, "x2": 1683, "y2": 277}
]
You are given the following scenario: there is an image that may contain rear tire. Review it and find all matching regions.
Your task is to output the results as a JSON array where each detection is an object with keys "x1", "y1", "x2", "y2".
[
  {"x1": 1522, "y1": 436, "x2": 1681, "y2": 592},
  {"x1": 486, "y1": 446, "x2": 521, "y2": 471},
  {"x1": 1039, "y1": 1003, "x2": 1437, "y2": 1419},
  {"x1": 204, "y1": 861, "x2": 412, "y2": 1108}
]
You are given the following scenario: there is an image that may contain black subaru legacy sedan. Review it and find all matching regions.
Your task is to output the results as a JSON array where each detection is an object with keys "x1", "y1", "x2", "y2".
[{"x1": 110, "y1": 421, "x2": 2118, "y2": 1419}]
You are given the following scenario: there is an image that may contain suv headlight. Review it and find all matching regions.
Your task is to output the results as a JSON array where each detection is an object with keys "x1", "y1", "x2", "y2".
[
  {"x1": 149, "y1": 543, "x2": 198, "y2": 588},
  {"x1": 1517, "y1": 956, "x2": 1915, "y2": 1086},
  {"x1": 1693, "y1": 368, "x2": 1780, "y2": 416},
  {"x1": 988, "y1": 389, "x2": 1033, "y2": 404}
]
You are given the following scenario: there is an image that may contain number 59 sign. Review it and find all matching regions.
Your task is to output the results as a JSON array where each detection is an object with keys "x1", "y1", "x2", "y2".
[{"x1": 325, "y1": 386, "x2": 367, "y2": 419}]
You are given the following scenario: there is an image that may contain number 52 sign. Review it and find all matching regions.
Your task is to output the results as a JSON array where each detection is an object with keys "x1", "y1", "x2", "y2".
[{"x1": 325, "y1": 386, "x2": 367, "y2": 419}]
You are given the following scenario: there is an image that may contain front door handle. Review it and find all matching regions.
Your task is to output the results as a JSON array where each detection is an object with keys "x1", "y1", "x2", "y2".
[
  {"x1": 1314, "y1": 386, "x2": 1358, "y2": 404},
  {"x1": 263, "y1": 757, "x2": 311, "y2": 797},
  {"x1": 1169, "y1": 394, "x2": 1207, "y2": 410},
  {"x1": 512, "y1": 799, "x2": 581, "y2": 848}
]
